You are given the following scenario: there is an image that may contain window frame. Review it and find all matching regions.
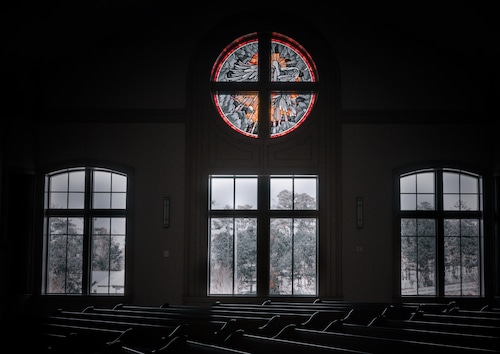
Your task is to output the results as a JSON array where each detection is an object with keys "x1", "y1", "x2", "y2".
[
  {"x1": 396, "y1": 166, "x2": 487, "y2": 298},
  {"x1": 41, "y1": 166, "x2": 129, "y2": 296},
  {"x1": 184, "y1": 19, "x2": 337, "y2": 303},
  {"x1": 209, "y1": 31, "x2": 320, "y2": 140},
  {"x1": 208, "y1": 174, "x2": 319, "y2": 297}
]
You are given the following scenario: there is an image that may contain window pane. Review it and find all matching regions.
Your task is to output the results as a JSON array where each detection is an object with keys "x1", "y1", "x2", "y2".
[
  {"x1": 270, "y1": 38, "x2": 316, "y2": 82},
  {"x1": 91, "y1": 237, "x2": 125, "y2": 294},
  {"x1": 401, "y1": 218, "x2": 416, "y2": 236},
  {"x1": 294, "y1": 177, "x2": 317, "y2": 210},
  {"x1": 418, "y1": 236, "x2": 436, "y2": 295},
  {"x1": 401, "y1": 235, "x2": 417, "y2": 295},
  {"x1": 112, "y1": 173, "x2": 127, "y2": 192},
  {"x1": 270, "y1": 92, "x2": 316, "y2": 138},
  {"x1": 111, "y1": 217, "x2": 126, "y2": 234},
  {"x1": 461, "y1": 195, "x2": 478, "y2": 211},
  {"x1": 91, "y1": 218, "x2": 126, "y2": 294},
  {"x1": 211, "y1": 177, "x2": 234, "y2": 210},
  {"x1": 235, "y1": 218, "x2": 257, "y2": 294},
  {"x1": 270, "y1": 177, "x2": 293, "y2": 210},
  {"x1": 109, "y1": 237, "x2": 125, "y2": 293},
  {"x1": 270, "y1": 218, "x2": 293, "y2": 295},
  {"x1": 443, "y1": 172, "x2": 459, "y2": 193},
  {"x1": 461, "y1": 236, "x2": 479, "y2": 296},
  {"x1": 213, "y1": 37, "x2": 259, "y2": 83},
  {"x1": 400, "y1": 194, "x2": 416, "y2": 210},
  {"x1": 93, "y1": 171, "x2": 118, "y2": 209},
  {"x1": 47, "y1": 217, "x2": 84, "y2": 294},
  {"x1": 444, "y1": 172, "x2": 480, "y2": 211},
  {"x1": 416, "y1": 172, "x2": 434, "y2": 210},
  {"x1": 416, "y1": 194, "x2": 434, "y2": 210},
  {"x1": 444, "y1": 219, "x2": 480, "y2": 296},
  {"x1": 112, "y1": 192, "x2": 127, "y2": 209},
  {"x1": 417, "y1": 218, "x2": 435, "y2": 236},
  {"x1": 50, "y1": 173, "x2": 68, "y2": 192},
  {"x1": 93, "y1": 192, "x2": 111, "y2": 209},
  {"x1": 416, "y1": 172, "x2": 434, "y2": 193},
  {"x1": 293, "y1": 218, "x2": 317, "y2": 294},
  {"x1": 400, "y1": 175, "x2": 416, "y2": 193},
  {"x1": 270, "y1": 217, "x2": 317, "y2": 295},
  {"x1": 93, "y1": 217, "x2": 110, "y2": 234},
  {"x1": 400, "y1": 218, "x2": 436, "y2": 295},
  {"x1": 235, "y1": 177, "x2": 257, "y2": 210},
  {"x1": 68, "y1": 192, "x2": 84, "y2": 209},
  {"x1": 94, "y1": 171, "x2": 111, "y2": 192},
  {"x1": 91, "y1": 234, "x2": 110, "y2": 293},
  {"x1": 50, "y1": 192, "x2": 68, "y2": 209},
  {"x1": 68, "y1": 171, "x2": 85, "y2": 192},
  {"x1": 461, "y1": 174, "x2": 478, "y2": 193},
  {"x1": 66, "y1": 235, "x2": 83, "y2": 294},
  {"x1": 209, "y1": 218, "x2": 234, "y2": 294},
  {"x1": 47, "y1": 234, "x2": 66, "y2": 293},
  {"x1": 444, "y1": 235, "x2": 460, "y2": 295},
  {"x1": 214, "y1": 93, "x2": 259, "y2": 138},
  {"x1": 444, "y1": 219, "x2": 460, "y2": 236},
  {"x1": 443, "y1": 194, "x2": 460, "y2": 210}
]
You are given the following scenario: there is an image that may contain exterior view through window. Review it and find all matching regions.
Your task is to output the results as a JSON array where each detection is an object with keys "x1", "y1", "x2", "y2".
[
  {"x1": 209, "y1": 175, "x2": 318, "y2": 295},
  {"x1": 399, "y1": 168, "x2": 483, "y2": 296},
  {"x1": 44, "y1": 167, "x2": 127, "y2": 295}
]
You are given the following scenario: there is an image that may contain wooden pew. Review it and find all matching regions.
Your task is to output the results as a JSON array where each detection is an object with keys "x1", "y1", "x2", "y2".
[
  {"x1": 446, "y1": 306, "x2": 500, "y2": 318},
  {"x1": 223, "y1": 329, "x2": 370, "y2": 353},
  {"x1": 323, "y1": 320, "x2": 500, "y2": 351},
  {"x1": 212, "y1": 309, "x2": 345, "y2": 332},
  {"x1": 120, "y1": 334, "x2": 253, "y2": 354},
  {"x1": 212, "y1": 300, "x2": 350, "y2": 331},
  {"x1": 36, "y1": 310, "x2": 191, "y2": 353},
  {"x1": 367, "y1": 314, "x2": 500, "y2": 337},
  {"x1": 75, "y1": 306, "x2": 227, "y2": 342},
  {"x1": 275, "y1": 323, "x2": 499, "y2": 353},
  {"x1": 409, "y1": 310, "x2": 500, "y2": 327},
  {"x1": 36, "y1": 323, "x2": 129, "y2": 353}
]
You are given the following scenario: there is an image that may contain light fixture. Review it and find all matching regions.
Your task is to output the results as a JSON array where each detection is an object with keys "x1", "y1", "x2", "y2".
[
  {"x1": 163, "y1": 197, "x2": 170, "y2": 228},
  {"x1": 356, "y1": 197, "x2": 363, "y2": 229}
]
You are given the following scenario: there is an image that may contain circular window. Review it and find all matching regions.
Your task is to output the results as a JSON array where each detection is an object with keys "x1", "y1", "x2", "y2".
[{"x1": 211, "y1": 32, "x2": 319, "y2": 138}]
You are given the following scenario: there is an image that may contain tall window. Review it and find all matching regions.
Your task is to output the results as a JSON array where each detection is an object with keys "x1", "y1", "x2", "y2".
[
  {"x1": 43, "y1": 167, "x2": 128, "y2": 295},
  {"x1": 399, "y1": 168, "x2": 483, "y2": 296},
  {"x1": 205, "y1": 32, "x2": 321, "y2": 297},
  {"x1": 210, "y1": 32, "x2": 319, "y2": 139},
  {"x1": 209, "y1": 175, "x2": 318, "y2": 296}
]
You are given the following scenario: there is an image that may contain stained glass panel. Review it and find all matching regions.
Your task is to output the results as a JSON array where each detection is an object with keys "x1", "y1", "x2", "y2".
[{"x1": 212, "y1": 33, "x2": 318, "y2": 138}]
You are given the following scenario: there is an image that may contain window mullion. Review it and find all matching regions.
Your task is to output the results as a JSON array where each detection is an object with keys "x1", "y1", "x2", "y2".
[
  {"x1": 82, "y1": 168, "x2": 92, "y2": 294},
  {"x1": 435, "y1": 170, "x2": 445, "y2": 296},
  {"x1": 258, "y1": 32, "x2": 271, "y2": 143},
  {"x1": 257, "y1": 175, "x2": 270, "y2": 297}
]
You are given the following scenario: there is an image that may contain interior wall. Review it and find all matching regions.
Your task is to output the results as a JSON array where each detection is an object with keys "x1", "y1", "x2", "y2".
[
  {"x1": 35, "y1": 122, "x2": 186, "y2": 306},
  {"x1": 341, "y1": 123, "x2": 493, "y2": 302},
  {"x1": 2, "y1": 3, "x2": 498, "y2": 312}
]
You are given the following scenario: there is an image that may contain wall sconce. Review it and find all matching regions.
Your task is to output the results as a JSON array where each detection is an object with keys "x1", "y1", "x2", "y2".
[
  {"x1": 356, "y1": 197, "x2": 363, "y2": 229},
  {"x1": 163, "y1": 197, "x2": 170, "y2": 228}
]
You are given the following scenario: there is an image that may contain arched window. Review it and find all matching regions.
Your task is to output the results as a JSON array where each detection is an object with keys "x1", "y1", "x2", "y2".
[
  {"x1": 206, "y1": 32, "x2": 321, "y2": 297},
  {"x1": 210, "y1": 32, "x2": 319, "y2": 139},
  {"x1": 399, "y1": 167, "x2": 484, "y2": 297},
  {"x1": 43, "y1": 167, "x2": 128, "y2": 295},
  {"x1": 184, "y1": 19, "x2": 335, "y2": 301}
]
